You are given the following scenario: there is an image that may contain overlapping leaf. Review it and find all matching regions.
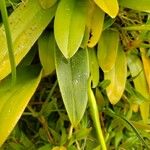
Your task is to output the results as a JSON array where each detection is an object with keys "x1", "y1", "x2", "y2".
[
  {"x1": 93, "y1": 0, "x2": 119, "y2": 18},
  {"x1": 140, "y1": 48, "x2": 150, "y2": 92},
  {"x1": 119, "y1": 0, "x2": 150, "y2": 13},
  {"x1": 38, "y1": 32, "x2": 55, "y2": 76},
  {"x1": 87, "y1": 4, "x2": 104, "y2": 47},
  {"x1": 105, "y1": 45, "x2": 127, "y2": 105},
  {"x1": 127, "y1": 53, "x2": 150, "y2": 123},
  {"x1": 54, "y1": 0, "x2": 89, "y2": 58},
  {"x1": 55, "y1": 47, "x2": 89, "y2": 127},
  {"x1": 88, "y1": 48, "x2": 99, "y2": 88},
  {"x1": 0, "y1": 0, "x2": 57, "y2": 80},
  {"x1": 0, "y1": 66, "x2": 42, "y2": 146},
  {"x1": 97, "y1": 29, "x2": 119, "y2": 72}
]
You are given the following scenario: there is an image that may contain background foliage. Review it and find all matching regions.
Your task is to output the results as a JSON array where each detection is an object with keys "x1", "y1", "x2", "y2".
[{"x1": 0, "y1": 0, "x2": 150, "y2": 149}]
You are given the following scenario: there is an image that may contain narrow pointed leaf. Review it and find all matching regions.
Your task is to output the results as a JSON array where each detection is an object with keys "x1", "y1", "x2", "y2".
[
  {"x1": 97, "y1": 29, "x2": 119, "y2": 72},
  {"x1": 88, "y1": 48, "x2": 99, "y2": 88},
  {"x1": 127, "y1": 53, "x2": 150, "y2": 123},
  {"x1": 105, "y1": 45, "x2": 127, "y2": 105},
  {"x1": 0, "y1": 66, "x2": 42, "y2": 146},
  {"x1": 0, "y1": 0, "x2": 57, "y2": 80},
  {"x1": 38, "y1": 32, "x2": 55, "y2": 76},
  {"x1": 54, "y1": 0, "x2": 89, "y2": 58},
  {"x1": 119, "y1": 0, "x2": 150, "y2": 13},
  {"x1": 140, "y1": 48, "x2": 150, "y2": 92},
  {"x1": 87, "y1": 4, "x2": 104, "y2": 47},
  {"x1": 93, "y1": 0, "x2": 119, "y2": 18},
  {"x1": 55, "y1": 47, "x2": 89, "y2": 127}
]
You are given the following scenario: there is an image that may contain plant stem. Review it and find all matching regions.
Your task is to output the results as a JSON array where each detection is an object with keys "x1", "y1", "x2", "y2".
[
  {"x1": 68, "y1": 125, "x2": 73, "y2": 140},
  {"x1": 88, "y1": 79, "x2": 107, "y2": 150},
  {"x1": 0, "y1": 0, "x2": 16, "y2": 85}
]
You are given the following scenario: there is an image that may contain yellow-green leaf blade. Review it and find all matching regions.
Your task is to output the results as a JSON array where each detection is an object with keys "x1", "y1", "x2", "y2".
[
  {"x1": 39, "y1": 0, "x2": 57, "y2": 9},
  {"x1": 0, "y1": 0, "x2": 57, "y2": 80},
  {"x1": 55, "y1": 47, "x2": 89, "y2": 127},
  {"x1": 105, "y1": 45, "x2": 127, "y2": 105},
  {"x1": 119, "y1": 0, "x2": 150, "y2": 13},
  {"x1": 97, "y1": 29, "x2": 119, "y2": 72},
  {"x1": 140, "y1": 48, "x2": 150, "y2": 92},
  {"x1": 93, "y1": 0, "x2": 119, "y2": 18},
  {"x1": 88, "y1": 48, "x2": 99, "y2": 88},
  {"x1": 0, "y1": 66, "x2": 42, "y2": 146},
  {"x1": 127, "y1": 53, "x2": 150, "y2": 123},
  {"x1": 54, "y1": 0, "x2": 89, "y2": 58},
  {"x1": 38, "y1": 32, "x2": 55, "y2": 76},
  {"x1": 87, "y1": 4, "x2": 104, "y2": 47}
]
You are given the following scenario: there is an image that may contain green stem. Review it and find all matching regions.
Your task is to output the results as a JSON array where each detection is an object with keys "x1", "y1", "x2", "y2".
[
  {"x1": 68, "y1": 125, "x2": 73, "y2": 140},
  {"x1": 88, "y1": 79, "x2": 107, "y2": 150},
  {"x1": 0, "y1": 0, "x2": 16, "y2": 85}
]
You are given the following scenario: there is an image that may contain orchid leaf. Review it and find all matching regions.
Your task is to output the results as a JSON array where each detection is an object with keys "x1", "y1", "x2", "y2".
[
  {"x1": 0, "y1": 66, "x2": 42, "y2": 146},
  {"x1": 93, "y1": 0, "x2": 119, "y2": 18},
  {"x1": 127, "y1": 53, "x2": 150, "y2": 123},
  {"x1": 105, "y1": 45, "x2": 127, "y2": 104},
  {"x1": 87, "y1": 4, "x2": 104, "y2": 47},
  {"x1": 98, "y1": 29, "x2": 119, "y2": 72},
  {"x1": 119, "y1": 0, "x2": 150, "y2": 13},
  {"x1": 54, "y1": 0, "x2": 89, "y2": 58},
  {"x1": 0, "y1": 0, "x2": 57, "y2": 80},
  {"x1": 55, "y1": 47, "x2": 89, "y2": 127},
  {"x1": 88, "y1": 48, "x2": 99, "y2": 88},
  {"x1": 38, "y1": 32, "x2": 55, "y2": 76}
]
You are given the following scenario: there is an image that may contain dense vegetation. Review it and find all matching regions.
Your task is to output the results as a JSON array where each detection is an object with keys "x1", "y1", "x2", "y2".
[{"x1": 0, "y1": 0, "x2": 150, "y2": 149}]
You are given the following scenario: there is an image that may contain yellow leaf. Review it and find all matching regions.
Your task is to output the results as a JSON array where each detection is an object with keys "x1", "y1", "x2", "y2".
[
  {"x1": 52, "y1": 146, "x2": 66, "y2": 150},
  {"x1": 87, "y1": 4, "x2": 104, "y2": 47},
  {"x1": 105, "y1": 45, "x2": 127, "y2": 105},
  {"x1": 0, "y1": 66, "x2": 42, "y2": 146},
  {"x1": 140, "y1": 48, "x2": 150, "y2": 92},
  {"x1": 127, "y1": 53, "x2": 150, "y2": 123},
  {"x1": 97, "y1": 29, "x2": 119, "y2": 72},
  {"x1": 93, "y1": 0, "x2": 119, "y2": 18}
]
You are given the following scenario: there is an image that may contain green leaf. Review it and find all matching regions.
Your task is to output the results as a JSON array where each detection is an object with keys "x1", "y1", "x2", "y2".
[
  {"x1": 122, "y1": 24, "x2": 150, "y2": 31},
  {"x1": 88, "y1": 48, "x2": 99, "y2": 88},
  {"x1": 105, "y1": 45, "x2": 127, "y2": 104},
  {"x1": 105, "y1": 108, "x2": 149, "y2": 149},
  {"x1": 93, "y1": 0, "x2": 119, "y2": 18},
  {"x1": 68, "y1": 128, "x2": 92, "y2": 146},
  {"x1": 38, "y1": 144, "x2": 52, "y2": 150},
  {"x1": 19, "y1": 46, "x2": 37, "y2": 67},
  {"x1": 119, "y1": 0, "x2": 150, "y2": 13},
  {"x1": 38, "y1": 32, "x2": 55, "y2": 76},
  {"x1": 39, "y1": 0, "x2": 57, "y2": 9},
  {"x1": 55, "y1": 47, "x2": 89, "y2": 127},
  {"x1": 97, "y1": 29, "x2": 119, "y2": 72},
  {"x1": 0, "y1": 0, "x2": 57, "y2": 80},
  {"x1": 0, "y1": 66, "x2": 42, "y2": 146},
  {"x1": 127, "y1": 53, "x2": 150, "y2": 123},
  {"x1": 87, "y1": 4, "x2": 104, "y2": 47},
  {"x1": 54, "y1": 0, "x2": 89, "y2": 58}
]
